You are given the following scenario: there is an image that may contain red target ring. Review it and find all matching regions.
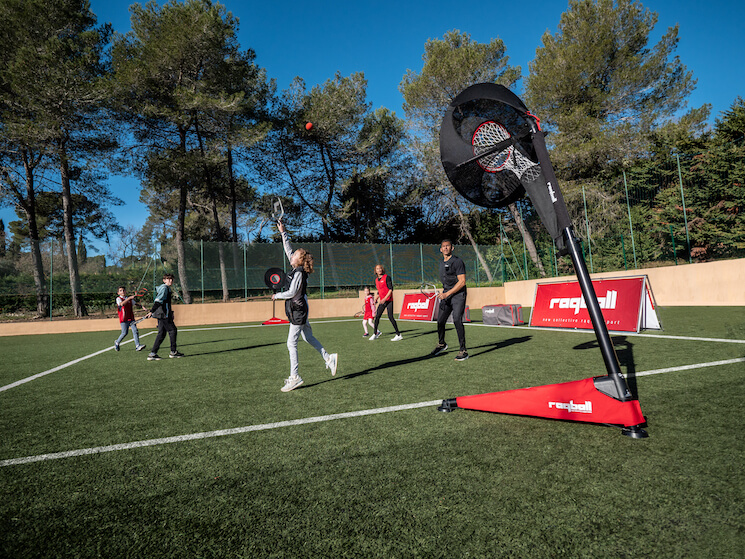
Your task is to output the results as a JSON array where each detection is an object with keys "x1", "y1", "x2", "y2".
[{"x1": 264, "y1": 267, "x2": 286, "y2": 291}]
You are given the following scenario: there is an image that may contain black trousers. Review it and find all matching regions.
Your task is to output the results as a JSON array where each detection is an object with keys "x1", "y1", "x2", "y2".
[
  {"x1": 152, "y1": 315, "x2": 178, "y2": 354},
  {"x1": 373, "y1": 299, "x2": 400, "y2": 335},
  {"x1": 437, "y1": 291, "x2": 466, "y2": 351}
]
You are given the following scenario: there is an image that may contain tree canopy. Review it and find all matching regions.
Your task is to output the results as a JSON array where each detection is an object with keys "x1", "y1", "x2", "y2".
[{"x1": 0, "y1": 0, "x2": 742, "y2": 309}]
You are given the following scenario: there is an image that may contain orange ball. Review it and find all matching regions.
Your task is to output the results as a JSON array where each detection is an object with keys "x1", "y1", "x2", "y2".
[{"x1": 305, "y1": 122, "x2": 313, "y2": 131}]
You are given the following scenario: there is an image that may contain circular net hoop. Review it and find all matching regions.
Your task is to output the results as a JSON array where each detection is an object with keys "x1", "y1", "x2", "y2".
[{"x1": 472, "y1": 121, "x2": 541, "y2": 182}]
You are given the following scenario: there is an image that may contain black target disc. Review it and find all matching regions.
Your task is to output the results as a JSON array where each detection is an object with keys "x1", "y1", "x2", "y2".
[
  {"x1": 439, "y1": 83, "x2": 540, "y2": 208},
  {"x1": 264, "y1": 267, "x2": 286, "y2": 291}
]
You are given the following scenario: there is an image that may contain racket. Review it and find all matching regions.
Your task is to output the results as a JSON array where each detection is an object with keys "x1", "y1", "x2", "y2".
[
  {"x1": 354, "y1": 311, "x2": 364, "y2": 318},
  {"x1": 271, "y1": 198, "x2": 285, "y2": 223},
  {"x1": 134, "y1": 287, "x2": 148, "y2": 298},
  {"x1": 133, "y1": 315, "x2": 149, "y2": 325},
  {"x1": 420, "y1": 283, "x2": 439, "y2": 300},
  {"x1": 471, "y1": 121, "x2": 541, "y2": 182}
]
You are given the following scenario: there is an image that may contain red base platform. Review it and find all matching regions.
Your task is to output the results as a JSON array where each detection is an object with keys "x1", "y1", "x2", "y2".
[{"x1": 452, "y1": 377, "x2": 644, "y2": 428}]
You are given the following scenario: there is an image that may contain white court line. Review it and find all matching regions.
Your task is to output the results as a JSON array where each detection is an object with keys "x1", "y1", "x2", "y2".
[
  {"x1": 462, "y1": 320, "x2": 745, "y2": 344},
  {"x1": 0, "y1": 320, "x2": 352, "y2": 394},
  {"x1": 631, "y1": 357, "x2": 745, "y2": 377},
  {"x1": 0, "y1": 332, "x2": 153, "y2": 393},
  {"x1": 0, "y1": 400, "x2": 442, "y2": 467},
  {"x1": 3, "y1": 357, "x2": 744, "y2": 467},
  {"x1": 4, "y1": 318, "x2": 742, "y2": 394}
]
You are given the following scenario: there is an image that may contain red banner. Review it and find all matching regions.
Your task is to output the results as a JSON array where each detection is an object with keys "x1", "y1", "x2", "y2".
[
  {"x1": 399, "y1": 293, "x2": 437, "y2": 321},
  {"x1": 529, "y1": 276, "x2": 656, "y2": 333}
]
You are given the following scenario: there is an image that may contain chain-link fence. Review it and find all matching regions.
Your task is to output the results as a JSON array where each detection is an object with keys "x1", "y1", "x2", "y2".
[
  {"x1": 169, "y1": 240, "x2": 508, "y2": 302},
  {"x1": 1, "y1": 145, "x2": 742, "y2": 316}
]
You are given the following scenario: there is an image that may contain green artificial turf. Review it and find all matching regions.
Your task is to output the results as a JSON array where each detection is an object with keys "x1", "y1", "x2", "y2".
[{"x1": 1, "y1": 307, "x2": 743, "y2": 558}]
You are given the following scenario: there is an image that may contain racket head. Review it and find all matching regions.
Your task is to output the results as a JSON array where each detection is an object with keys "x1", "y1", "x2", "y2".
[
  {"x1": 472, "y1": 121, "x2": 513, "y2": 172},
  {"x1": 271, "y1": 199, "x2": 285, "y2": 222},
  {"x1": 135, "y1": 287, "x2": 148, "y2": 298},
  {"x1": 420, "y1": 283, "x2": 438, "y2": 300},
  {"x1": 354, "y1": 311, "x2": 364, "y2": 318}
]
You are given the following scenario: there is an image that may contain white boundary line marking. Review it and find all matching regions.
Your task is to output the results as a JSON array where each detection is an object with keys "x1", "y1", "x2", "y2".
[
  {"x1": 0, "y1": 331, "x2": 154, "y2": 393},
  {"x1": 631, "y1": 357, "x2": 745, "y2": 377},
  {"x1": 2, "y1": 356, "x2": 743, "y2": 467},
  {"x1": 461, "y1": 320, "x2": 745, "y2": 344},
  {"x1": 3, "y1": 319, "x2": 743, "y2": 394},
  {"x1": 0, "y1": 400, "x2": 442, "y2": 467},
  {"x1": 0, "y1": 320, "x2": 349, "y2": 393}
]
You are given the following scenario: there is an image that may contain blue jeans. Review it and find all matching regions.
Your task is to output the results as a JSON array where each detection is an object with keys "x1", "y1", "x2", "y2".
[{"x1": 116, "y1": 321, "x2": 141, "y2": 347}]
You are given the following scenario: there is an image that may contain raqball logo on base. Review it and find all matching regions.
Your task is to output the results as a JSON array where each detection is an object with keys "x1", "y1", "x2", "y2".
[{"x1": 548, "y1": 400, "x2": 593, "y2": 413}]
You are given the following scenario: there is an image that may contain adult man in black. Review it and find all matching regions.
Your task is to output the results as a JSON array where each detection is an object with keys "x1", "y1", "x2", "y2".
[{"x1": 431, "y1": 239, "x2": 468, "y2": 361}]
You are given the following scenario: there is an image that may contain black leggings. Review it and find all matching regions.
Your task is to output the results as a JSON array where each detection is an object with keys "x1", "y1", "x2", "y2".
[
  {"x1": 373, "y1": 299, "x2": 400, "y2": 335},
  {"x1": 437, "y1": 291, "x2": 466, "y2": 351}
]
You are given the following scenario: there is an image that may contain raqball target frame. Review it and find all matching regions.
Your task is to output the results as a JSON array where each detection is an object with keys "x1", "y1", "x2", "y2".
[
  {"x1": 262, "y1": 267, "x2": 289, "y2": 325},
  {"x1": 438, "y1": 83, "x2": 647, "y2": 438},
  {"x1": 264, "y1": 267, "x2": 286, "y2": 292}
]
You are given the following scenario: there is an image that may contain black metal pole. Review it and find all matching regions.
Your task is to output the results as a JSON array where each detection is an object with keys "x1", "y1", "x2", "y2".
[{"x1": 563, "y1": 226, "x2": 633, "y2": 402}]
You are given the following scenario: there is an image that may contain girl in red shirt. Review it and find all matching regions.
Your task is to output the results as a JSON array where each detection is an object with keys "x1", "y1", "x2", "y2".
[
  {"x1": 370, "y1": 265, "x2": 402, "y2": 341},
  {"x1": 362, "y1": 286, "x2": 378, "y2": 337}
]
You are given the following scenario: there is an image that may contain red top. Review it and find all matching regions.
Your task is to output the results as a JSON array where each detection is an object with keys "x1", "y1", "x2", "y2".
[
  {"x1": 364, "y1": 294, "x2": 375, "y2": 318},
  {"x1": 375, "y1": 274, "x2": 392, "y2": 302},
  {"x1": 116, "y1": 296, "x2": 135, "y2": 323}
]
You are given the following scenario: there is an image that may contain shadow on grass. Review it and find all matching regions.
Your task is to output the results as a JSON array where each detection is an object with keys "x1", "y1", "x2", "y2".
[
  {"x1": 186, "y1": 341, "x2": 284, "y2": 357},
  {"x1": 303, "y1": 335, "x2": 533, "y2": 388},
  {"x1": 178, "y1": 337, "x2": 244, "y2": 348},
  {"x1": 573, "y1": 335, "x2": 639, "y2": 399},
  {"x1": 365, "y1": 327, "x2": 434, "y2": 342}
]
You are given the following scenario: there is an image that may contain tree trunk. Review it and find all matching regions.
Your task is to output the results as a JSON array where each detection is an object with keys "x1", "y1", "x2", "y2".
[
  {"x1": 227, "y1": 145, "x2": 242, "y2": 287},
  {"x1": 454, "y1": 204, "x2": 494, "y2": 282},
  {"x1": 21, "y1": 151, "x2": 49, "y2": 317},
  {"x1": 59, "y1": 150, "x2": 87, "y2": 317},
  {"x1": 508, "y1": 202, "x2": 547, "y2": 278},
  {"x1": 176, "y1": 182, "x2": 192, "y2": 304},
  {"x1": 196, "y1": 121, "x2": 230, "y2": 302},
  {"x1": 210, "y1": 194, "x2": 230, "y2": 302},
  {"x1": 176, "y1": 129, "x2": 192, "y2": 304},
  {"x1": 217, "y1": 241, "x2": 230, "y2": 302}
]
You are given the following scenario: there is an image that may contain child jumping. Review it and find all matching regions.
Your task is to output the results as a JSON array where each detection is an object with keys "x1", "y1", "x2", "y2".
[
  {"x1": 114, "y1": 286, "x2": 147, "y2": 352},
  {"x1": 273, "y1": 220, "x2": 338, "y2": 392},
  {"x1": 361, "y1": 286, "x2": 378, "y2": 337}
]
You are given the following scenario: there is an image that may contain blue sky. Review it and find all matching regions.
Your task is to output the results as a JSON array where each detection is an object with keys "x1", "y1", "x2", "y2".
[{"x1": 3, "y1": 0, "x2": 743, "y2": 248}]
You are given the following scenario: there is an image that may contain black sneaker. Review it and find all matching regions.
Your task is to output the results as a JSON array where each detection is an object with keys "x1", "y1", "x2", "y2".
[
  {"x1": 431, "y1": 343, "x2": 448, "y2": 356},
  {"x1": 455, "y1": 351, "x2": 469, "y2": 361},
  {"x1": 147, "y1": 353, "x2": 161, "y2": 361},
  {"x1": 169, "y1": 351, "x2": 184, "y2": 358}
]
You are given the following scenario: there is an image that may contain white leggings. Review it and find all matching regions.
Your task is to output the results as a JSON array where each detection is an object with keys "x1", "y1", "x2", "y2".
[{"x1": 287, "y1": 322, "x2": 329, "y2": 378}]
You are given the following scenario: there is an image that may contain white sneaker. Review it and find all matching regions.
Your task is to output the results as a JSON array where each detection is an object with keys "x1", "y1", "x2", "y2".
[
  {"x1": 391, "y1": 334, "x2": 403, "y2": 342},
  {"x1": 326, "y1": 353, "x2": 338, "y2": 376},
  {"x1": 281, "y1": 376, "x2": 304, "y2": 392},
  {"x1": 369, "y1": 333, "x2": 379, "y2": 340}
]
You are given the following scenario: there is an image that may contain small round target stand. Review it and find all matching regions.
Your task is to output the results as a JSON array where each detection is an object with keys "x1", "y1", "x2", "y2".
[{"x1": 262, "y1": 267, "x2": 289, "y2": 325}]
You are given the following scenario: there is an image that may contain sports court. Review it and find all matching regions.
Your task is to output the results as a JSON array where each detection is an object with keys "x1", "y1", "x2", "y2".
[{"x1": 1, "y1": 306, "x2": 743, "y2": 557}]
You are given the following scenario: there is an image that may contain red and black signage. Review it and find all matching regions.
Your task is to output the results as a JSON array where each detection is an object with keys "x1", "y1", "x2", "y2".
[
  {"x1": 399, "y1": 293, "x2": 437, "y2": 321},
  {"x1": 529, "y1": 276, "x2": 660, "y2": 333}
]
